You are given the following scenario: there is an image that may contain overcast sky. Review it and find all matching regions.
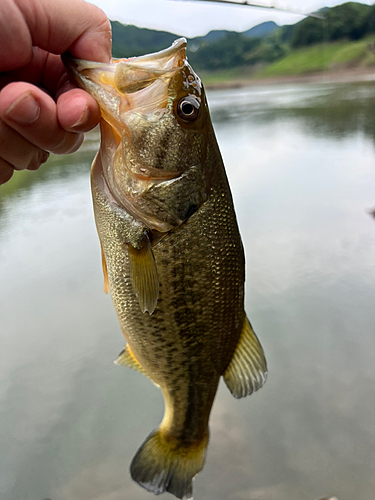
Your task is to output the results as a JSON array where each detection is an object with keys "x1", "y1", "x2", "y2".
[{"x1": 88, "y1": 0, "x2": 374, "y2": 37}]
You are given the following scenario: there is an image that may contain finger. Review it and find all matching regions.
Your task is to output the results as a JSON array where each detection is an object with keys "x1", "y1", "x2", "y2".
[
  {"x1": 0, "y1": 50, "x2": 100, "y2": 130},
  {"x1": 0, "y1": 158, "x2": 14, "y2": 185},
  {"x1": 0, "y1": 0, "x2": 33, "y2": 71},
  {"x1": 0, "y1": 0, "x2": 111, "y2": 72},
  {"x1": 0, "y1": 119, "x2": 49, "y2": 170},
  {"x1": 0, "y1": 82, "x2": 84, "y2": 155},
  {"x1": 57, "y1": 87, "x2": 101, "y2": 132},
  {"x1": 0, "y1": 49, "x2": 64, "y2": 96}
]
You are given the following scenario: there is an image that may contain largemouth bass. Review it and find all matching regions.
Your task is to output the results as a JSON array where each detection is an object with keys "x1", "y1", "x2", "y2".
[{"x1": 63, "y1": 38, "x2": 267, "y2": 500}]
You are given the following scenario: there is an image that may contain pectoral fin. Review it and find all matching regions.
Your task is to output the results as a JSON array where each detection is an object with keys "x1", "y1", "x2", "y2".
[
  {"x1": 128, "y1": 234, "x2": 159, "y2": 314},
  {"x1": 101, "y1": 245, "x2": 110, "y2": 294},
  {"x1": 223, "y1": 315, "x2": 267, "y2": 398}
]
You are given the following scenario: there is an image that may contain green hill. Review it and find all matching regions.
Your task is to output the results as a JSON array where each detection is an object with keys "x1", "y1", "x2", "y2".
[
  {"x1": 111, "y1": 20, "x2": 281, "y2": 60},
  {"x1": 291, "y1": 2, "x2": 372, "y2": 47},
  {"x1": 243, "y1": 21, "x2": 278, "y2": 39},
  {"x1": 110, "y1": 2, "x2": 375, "y2": 82},
  {"x1": 111, "y1": 21, "x2": 177, "y2": 58},
  {"x1": 257, "y1": 36, "x2": 375, "y2": 78},
  {"x1": 191, "y1": 29, "x2": 237, "y2": 45}
]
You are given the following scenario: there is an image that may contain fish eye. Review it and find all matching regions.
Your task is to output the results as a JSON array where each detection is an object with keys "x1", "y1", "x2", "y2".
[{"x1": 177, "y1": 96, "x2": 200, "y2": 122}]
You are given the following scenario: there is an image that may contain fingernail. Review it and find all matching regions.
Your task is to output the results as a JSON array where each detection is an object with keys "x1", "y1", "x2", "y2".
[
  {"x1": 70, "y1": 106, "x2": 89, "y2": 129},
  {"x1": 5, "y1": 93, "x2": 40, "y2": 125}
]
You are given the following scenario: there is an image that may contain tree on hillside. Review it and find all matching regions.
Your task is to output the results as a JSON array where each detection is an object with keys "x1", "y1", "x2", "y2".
[
  {"x1": 291, "y1": 17, "x2": 324, "y2": 47},
  {"x1": 329, "y1": 2, "x2": 369, "y2": 40},
  {"x1": 188, "y1": 33, "x2": 262, "y2": 70},
  {"x1": 291, "y1": 2, "x2": 371, "y2": 47},
  {"x1": 359, "y1": 5, "x2": 375, "y2": 36},
  {"x1": 111, "y1": 22, "x2": 177, "y2": 58}
]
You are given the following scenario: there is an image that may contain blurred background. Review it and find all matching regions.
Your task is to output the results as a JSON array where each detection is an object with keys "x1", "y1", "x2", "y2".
[{"x1": 1, "y1": 1, "x2": 375, "y2": 500}]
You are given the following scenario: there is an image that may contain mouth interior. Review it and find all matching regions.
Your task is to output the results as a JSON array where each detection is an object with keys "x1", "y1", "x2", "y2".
[{"x1": 68, "y1": 38, "x2": 187, "y2": 97}]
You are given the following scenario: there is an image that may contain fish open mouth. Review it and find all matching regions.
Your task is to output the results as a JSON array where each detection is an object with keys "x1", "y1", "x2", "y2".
[
  {"x1": 63, "y1": 39, "x2": 189, "y2": 172},
  {"x1": 63, "y1": 39, "x2": 206, "y2": 233},
  {"x1": 62, "y1": 38, "x2": 187, "y2": 118},
  {"x1": 62, "y1": 38, "x2": 190, "y2": 176}
]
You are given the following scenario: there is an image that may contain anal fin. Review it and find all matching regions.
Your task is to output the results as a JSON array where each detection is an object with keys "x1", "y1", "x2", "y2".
[
  {"x1": 128, "y1": 234, "x2": 159, "y2": 314},
  {"x1": 115, "y1": 344, "x2": 148, "y2": 377},
  {"x1": 223, "y1": 315, "x2": 267, "y2": 398}
]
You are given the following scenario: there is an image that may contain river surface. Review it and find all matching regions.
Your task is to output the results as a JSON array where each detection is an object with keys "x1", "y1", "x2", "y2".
[{"x1": 1, "y1": 82, "x2": 375, "y2": 500}]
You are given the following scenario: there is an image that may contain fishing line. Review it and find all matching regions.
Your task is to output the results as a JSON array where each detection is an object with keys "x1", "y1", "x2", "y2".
[
  {"x1": 170, "y1": 0, "x2": 327, "y2": 161},
  {"x1": 169, "y1": 0, "x2": 324, "y2": 20}
]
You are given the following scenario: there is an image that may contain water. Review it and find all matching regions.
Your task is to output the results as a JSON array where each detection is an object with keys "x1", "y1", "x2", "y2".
[{"x1": 1, "y1": 82, "x2": 375, "y2": 500}]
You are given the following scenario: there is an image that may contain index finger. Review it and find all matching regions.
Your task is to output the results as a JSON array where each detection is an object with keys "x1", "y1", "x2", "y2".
[{"x1": 0, "y1": 0, "x2": 111, "y2": 72}]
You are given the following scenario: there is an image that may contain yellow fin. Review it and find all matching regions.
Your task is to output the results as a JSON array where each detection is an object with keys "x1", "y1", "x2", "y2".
[
  {"x1": 223, "y1": 315, "x2": 267, "y2": 399},
  {"x1": 114, "y1": 345, "x2": 148, "y2": 377},
  {"x1": 101, "y1": 245, "x2": 110, "y2": 294},
  {"x1": 128, "y1": 234, "x2": 159, "y2": 314},
  {"x1": 130, "y1": 428, "x2": 208, "y2": 499}
]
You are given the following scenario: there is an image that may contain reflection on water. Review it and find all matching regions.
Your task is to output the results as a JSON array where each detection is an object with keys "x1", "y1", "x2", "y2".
[
  {"x1": 1, "y1": 82, "x2": 375, "y2": 500},
  {"x1": 209, "y1": 82, "x2": 375, "y2": 143}
]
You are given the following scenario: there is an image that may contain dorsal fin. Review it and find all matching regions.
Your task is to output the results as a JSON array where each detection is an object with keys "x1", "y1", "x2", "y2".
[{"x1": 223, "y1": 315, "x2": 267, "y2": 398}]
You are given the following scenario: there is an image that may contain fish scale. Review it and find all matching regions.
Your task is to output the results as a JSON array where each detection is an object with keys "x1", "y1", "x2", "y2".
[
  {"x1": 64, "y1": 37, "x2": 267, "y2": 500},
  {"x1": 93, "y1": 127, "x2": 244, "y2": 438}
]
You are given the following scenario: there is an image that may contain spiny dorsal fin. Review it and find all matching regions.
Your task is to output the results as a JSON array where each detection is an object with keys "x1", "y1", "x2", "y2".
[
  {"x1": 128, "y1": 234, "x2": 159, "y2": 314},
  {"x1": 101, "y1": 245, "x2": 110, "y2": 294},
  {"x1": 114, "y1": 345, "x2": 148, "y2": 377},
  {"x1": 223, "y1": 315, "x2": 267, "y2": 398}
]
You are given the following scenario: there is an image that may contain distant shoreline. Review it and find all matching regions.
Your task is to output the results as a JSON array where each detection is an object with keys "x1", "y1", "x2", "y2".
[{"x1": 204, "y1": 68, "x2": 375, "y2": 89}]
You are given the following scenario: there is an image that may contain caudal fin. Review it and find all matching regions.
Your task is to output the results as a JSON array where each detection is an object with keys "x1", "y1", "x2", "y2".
[{"x1": 130, "y1": 429, "x2": 208, "y2": 499}]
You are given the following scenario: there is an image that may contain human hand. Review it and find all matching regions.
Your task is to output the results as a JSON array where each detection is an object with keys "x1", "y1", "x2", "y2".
[{"x1": 0, "y1": 0, "x2": 111, "y2": 185}]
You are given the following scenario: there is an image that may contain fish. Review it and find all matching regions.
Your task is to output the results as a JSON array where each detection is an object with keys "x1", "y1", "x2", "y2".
[{"x1": 63, "y1": 38, "x2": 267, "y2": 500}]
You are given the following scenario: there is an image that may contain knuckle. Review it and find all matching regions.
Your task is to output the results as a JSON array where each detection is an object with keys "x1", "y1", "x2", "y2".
[
  {"x1": 49, "y1": 132, "x2": 83, "y2": 155},
  {"x1": 24, "y1": 150, "x2": 49, "y2": 171},
  {"x1": 0, "y1": 121, "x2": 28, "y2": 170},
  {"x1": 46, "y1": 132, "x2": 71, "y2": 154},
  {"x1": 26, "y1": 154, "x2": 43, "y2": 171},
  {"x1": 39, "y1": 150, "x2": 50, "y2": 165},
  {"x1": 0, "y1": 120, "x2": 9, "y2": 149},
  {"x1": 0, "y1": 120, "x2": 49, "y2": 170},
  {"x1": 64, "y1": 133, "x2": 84, "y2": 154},
  {"x1": 0, "y1": 160, "x2": 14, "y2": 185},
  {"x1": 92, "y1": 6, "x2": 111, "y2": 33},
  {"x1": 25, "y1": 159, "x2": 39, "y2": 171}
]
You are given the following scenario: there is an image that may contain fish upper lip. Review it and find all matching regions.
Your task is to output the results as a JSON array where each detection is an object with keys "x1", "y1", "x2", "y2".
[
  {"x1": 62, "y1": 38, "x2": 187, "y2": 89},
  {"x1": 118, "y1": 38, "x2": 187, "y2": 67}
]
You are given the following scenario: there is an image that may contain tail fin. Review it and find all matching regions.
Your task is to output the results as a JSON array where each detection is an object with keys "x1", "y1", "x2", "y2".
[{"x1": 130, "y1": 429, "x2": 208, "y2": 499}]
